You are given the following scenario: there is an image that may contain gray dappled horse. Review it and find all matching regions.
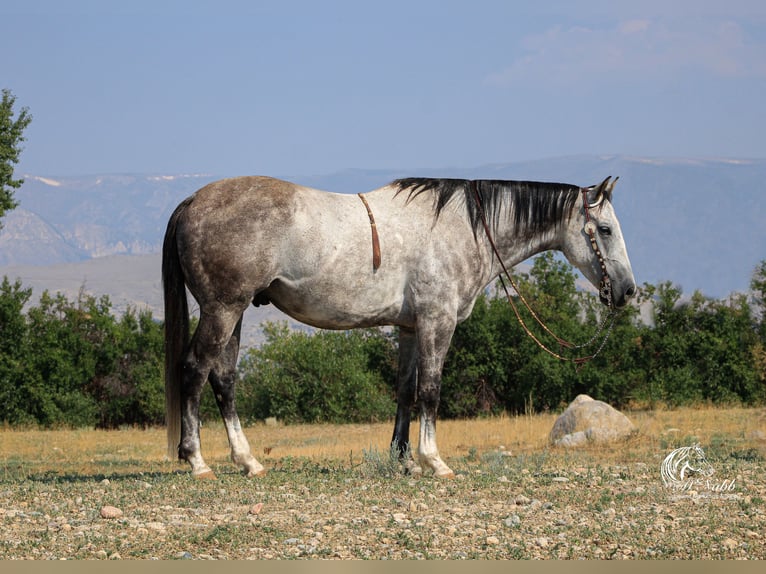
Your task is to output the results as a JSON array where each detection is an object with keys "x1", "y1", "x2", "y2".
[{"x1": 163, "y1": 175, "x2": 636, "y2": 479}]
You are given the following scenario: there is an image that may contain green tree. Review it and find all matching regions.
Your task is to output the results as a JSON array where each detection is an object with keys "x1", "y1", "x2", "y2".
[
  {"x1": 508, "y1": 253, "x2": 595, "y2": 412},
  {"x1": 237, "y1": 323, "x2": 395, "y2": 424},
  {"x1": 89, "y1": 307, "x2": 165, "y2": 428},
  {"x1": 637, "y1": 282, "x2": 762, "y2": 407},
  {"x1": 0, "y1": 277, "x2": 37, "y2": 425},
  {"x1": 750, "y1": 260, "x2": 766, "y2": 391},
  {"x1": 0, "y1": 89, "x2": 32, "y2": 227},
  {"x1": 23, "y1": 290, "x2": 111, "y2": 426},
  {"x1": 751, "y1": 260, "x2": 766, "y2": 341},
  {"x1": 440, "y1": 293, "x2": 518, "y2": 418}
]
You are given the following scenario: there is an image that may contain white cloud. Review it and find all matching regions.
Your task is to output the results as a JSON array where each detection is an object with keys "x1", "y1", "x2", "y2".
[{"x1": 486, "y1": 16, "x2": 766, "y2": 87}]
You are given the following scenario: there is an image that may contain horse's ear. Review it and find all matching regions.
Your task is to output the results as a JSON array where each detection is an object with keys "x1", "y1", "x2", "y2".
[{"x1": 586, "y1": 176, "x2": 619, "y2": 207}]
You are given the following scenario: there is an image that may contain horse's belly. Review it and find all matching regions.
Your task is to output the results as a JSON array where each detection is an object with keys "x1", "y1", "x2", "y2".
[{"x1": 263, "y1": 278, "x2": 409, "y2": 330}]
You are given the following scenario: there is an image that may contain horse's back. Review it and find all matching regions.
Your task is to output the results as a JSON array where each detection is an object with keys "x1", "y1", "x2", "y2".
[{"x1": 173, "y1": 176, "x2": 392, "y2": 314}]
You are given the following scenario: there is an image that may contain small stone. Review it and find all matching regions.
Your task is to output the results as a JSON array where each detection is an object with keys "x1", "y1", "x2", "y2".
[
  {"x1": 486, "y1": 536, "x2": 500, "y2": 545},
  {"x1": 722, "y1": 538, "x2": 738, "y2": 550},
  {"x1": 109, "y1": 552, "x2": 122, "y2": 560},
  {"x1": 249, "y1": 503, "x2": 264, "y2": 515},
  {"x1": 504, "y1": 514, "x2": 521, "y2": 528},
  {"x1": 552, "y1": 476, "x2": 569, "y2": 483},
  {"x1": 535, "y1": 537, "x2": 549, "y2": 548},
  {"x1": 101, "y1": 479, "x2": 111, "y2": 486},
  {"x1": 100, "y1": 505, "x2": 123, "y2": 519},
  {"x1": 515, "y1": 495, "x2": 531, "y2": 505},
  {"x1": 176, "y1": 551, "x2": 193, "y2": 559}
]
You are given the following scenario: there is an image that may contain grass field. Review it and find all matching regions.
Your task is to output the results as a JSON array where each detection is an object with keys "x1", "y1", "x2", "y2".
[{"x1": 1, "y1": 406, "x2": 765, "y2": 559}]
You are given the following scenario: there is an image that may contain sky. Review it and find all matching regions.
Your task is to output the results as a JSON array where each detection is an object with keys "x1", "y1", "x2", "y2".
[{"x1": 2, "y1": 0, "x2": 765, "y2": 178}]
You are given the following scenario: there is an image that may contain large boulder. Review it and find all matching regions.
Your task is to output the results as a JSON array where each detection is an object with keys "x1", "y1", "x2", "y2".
[{"x1": 550, "y1": 394, "x2": 636, "y2": 448}]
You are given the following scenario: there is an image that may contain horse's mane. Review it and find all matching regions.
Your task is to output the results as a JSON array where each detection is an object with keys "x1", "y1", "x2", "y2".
[{"x1": 393, "y1": 178, "x2": 581, "y2": 239}]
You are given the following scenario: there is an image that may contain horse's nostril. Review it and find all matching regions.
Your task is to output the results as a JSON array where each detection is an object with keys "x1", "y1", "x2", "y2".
[{"x1": 626, "y1": 284, "x2": 636, "y2": 298}]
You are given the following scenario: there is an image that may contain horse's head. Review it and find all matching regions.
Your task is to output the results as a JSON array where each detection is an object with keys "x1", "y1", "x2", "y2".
[
  {"x1": 562, "y1": 176, "x2": 636, "y2": 309},
  {"x1": 685, "y1": 444, "x2": 716, "y2": 479}
]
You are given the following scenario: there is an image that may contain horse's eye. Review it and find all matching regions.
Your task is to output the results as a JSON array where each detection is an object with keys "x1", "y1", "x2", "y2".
[{"x1": 597, "y1": 225, "x2": 612, "y2": 236}]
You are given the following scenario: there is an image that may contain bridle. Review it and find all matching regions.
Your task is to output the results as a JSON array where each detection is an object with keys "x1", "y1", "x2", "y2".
[
  {"x1": 471, "y1": 180, "x2": 619, "y2": 367},
  {"x1": 581, "y1": 185, "x2": 614, "y2": 308}
]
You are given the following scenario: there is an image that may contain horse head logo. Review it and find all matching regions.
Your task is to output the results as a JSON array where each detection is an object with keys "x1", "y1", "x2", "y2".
[{"x1": 660, "y1": 444, "x2": 716, "y2": 488}]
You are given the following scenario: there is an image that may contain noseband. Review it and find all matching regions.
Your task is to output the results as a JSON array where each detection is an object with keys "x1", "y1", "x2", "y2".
[{"x1": 471, "y1": 181, "x2": 618, "y2": 367}]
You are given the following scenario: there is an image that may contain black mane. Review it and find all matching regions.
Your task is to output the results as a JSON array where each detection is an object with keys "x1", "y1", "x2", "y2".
[{"x1": 393, "y1": 177, "x2": 581, "y2": 239}]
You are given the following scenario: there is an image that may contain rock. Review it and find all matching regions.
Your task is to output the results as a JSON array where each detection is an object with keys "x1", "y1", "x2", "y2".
[
  {"x1": 99, "y1": 505, "x2": 123, "y2": 519},
  {"x1": 249, "y1": 503, "x2": 264, "y2": 515},
  {"x1": 555, "y1": 431, "x2": 588, "y2": 448},
  {"x1": 550, "y1": 395, "x2": 637, "y2": 447}
]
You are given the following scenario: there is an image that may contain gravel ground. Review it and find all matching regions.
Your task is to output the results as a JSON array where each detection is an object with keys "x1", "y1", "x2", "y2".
[{"x1": 1, "y1": 450, "x2": 765, "y2": 559}]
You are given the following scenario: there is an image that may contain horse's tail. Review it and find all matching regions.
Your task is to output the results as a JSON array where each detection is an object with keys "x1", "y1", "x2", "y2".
[{"x1": 162, "y1": 197, "x2": 193, "y2": 460}]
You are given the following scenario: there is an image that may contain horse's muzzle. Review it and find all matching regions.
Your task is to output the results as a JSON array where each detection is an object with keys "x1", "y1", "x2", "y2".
[{"x1": 604, "y1": 279, "x2": 636, "y2": 309}]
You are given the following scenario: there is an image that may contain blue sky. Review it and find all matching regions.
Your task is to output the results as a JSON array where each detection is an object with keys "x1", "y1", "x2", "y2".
[{"x1": 2, "y1": 0, "x2": 765, "y2": 177}]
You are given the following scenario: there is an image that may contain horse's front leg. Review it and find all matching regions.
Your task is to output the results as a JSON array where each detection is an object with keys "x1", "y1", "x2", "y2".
[
  {"x1": 415, "y1": 318, "x2": 456, "y2": 479},
  {"x1": 391, "y1": 327, "x2": 421, "y2": 475},
  {"x1": 208, "y1": 320, "x2": 265, "y2": 477}
]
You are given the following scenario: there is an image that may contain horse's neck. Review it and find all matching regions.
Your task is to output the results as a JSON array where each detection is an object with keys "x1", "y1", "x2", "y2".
[{"x1": 489, "y1": 226, "x2": 562, "y2": 273}]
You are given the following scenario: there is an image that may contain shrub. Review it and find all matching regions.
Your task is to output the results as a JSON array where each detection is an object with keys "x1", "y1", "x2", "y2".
[{"x1": 237, "y1": 323, "x2": 396, "y2": 424}]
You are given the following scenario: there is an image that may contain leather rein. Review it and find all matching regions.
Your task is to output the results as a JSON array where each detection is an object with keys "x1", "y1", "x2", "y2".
[{"x1": 470, "y1": 181, "x2": 618, "y2": 367}]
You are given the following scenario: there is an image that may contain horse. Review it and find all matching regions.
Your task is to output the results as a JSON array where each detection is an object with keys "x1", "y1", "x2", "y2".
[
  {"x1": 162, "y1": 174, "x2": 636, "y2": 479},
  {"x1": 661, "y1": 444, "x2": 716, "y2": 488}
]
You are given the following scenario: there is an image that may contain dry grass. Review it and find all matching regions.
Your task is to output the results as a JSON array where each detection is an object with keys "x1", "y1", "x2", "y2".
[
  {"x1": 2, "y1": 406, "x2": 765, "y2": 478},
  {"x1": 2, "y1": 406, "x2": 765, "y2": 559}
]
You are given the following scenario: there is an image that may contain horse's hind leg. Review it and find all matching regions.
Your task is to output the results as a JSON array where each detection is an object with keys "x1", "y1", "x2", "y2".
[
  {"x1": 179, "y1": 305, "x2": 243, "y2": 479},
  {"x1": 209, "y1": 317, "x2": 265, "y2": 477}
]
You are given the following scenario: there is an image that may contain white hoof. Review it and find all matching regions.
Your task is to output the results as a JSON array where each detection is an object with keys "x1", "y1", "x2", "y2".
[{"x1": 419, "y1": 454, "x2": 454, "y2": 478}]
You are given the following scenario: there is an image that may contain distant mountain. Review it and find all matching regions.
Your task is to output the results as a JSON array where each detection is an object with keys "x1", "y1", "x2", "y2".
[
  {"x1": 0, "y1": 173, "x2": 219, "y2": 264},
  {"x1": 1, "y1": 157, "x2": 764, "y2": 329}
]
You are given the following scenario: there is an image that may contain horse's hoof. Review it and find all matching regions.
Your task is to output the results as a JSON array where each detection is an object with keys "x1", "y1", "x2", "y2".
[
  {"x1": 435, "y1": 470, "x2": 455, "y2": 479},
  {"x1": 194, "y1": 470, "x2": 217, "y2": 480},
  {"x1": 246, "y1": 468, "x2": 267, "y2": 478}
]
